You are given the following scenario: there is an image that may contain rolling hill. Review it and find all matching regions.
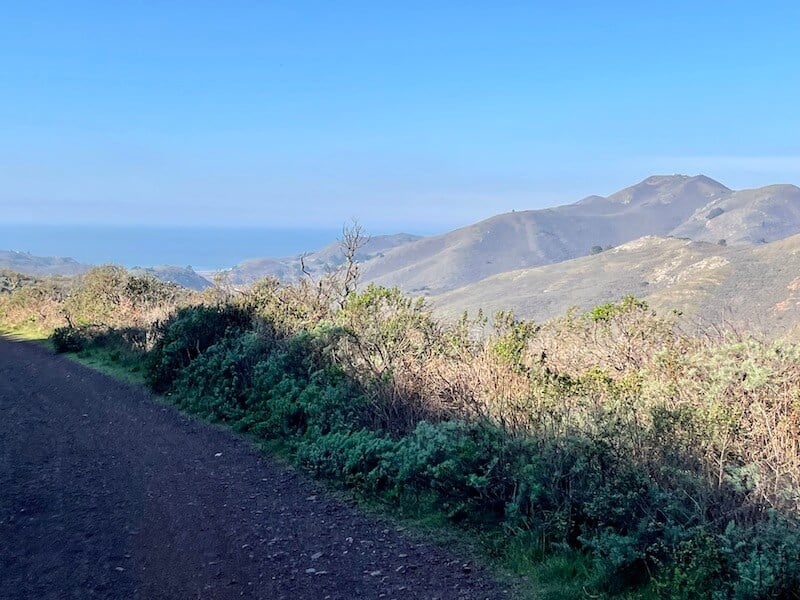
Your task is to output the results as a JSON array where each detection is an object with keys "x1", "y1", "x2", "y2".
[
  {"x1": 356, "y1": 175, "x2": 733, "y2": 294},
  {"x1": 0, "y1": 251, "x2": 91, "y2": 276},
  {"x1": 430, "y1": 233, "x2": 800, "y2": 337},
  {"x1": 209, "y1": 175, "x2": 800, "y2": 300},
  {"x1": 670, "y1": 184, "x2": 800, "y2": 245},
  {"x1": 217, "y1": 174, "x2": 800, "y2": 335},
  {"x1": 0, "y1": 251, "x2": 211, "y2": 291},
  {"x1": 226, "y1": 233, "x2": 422, "y2": 285}
]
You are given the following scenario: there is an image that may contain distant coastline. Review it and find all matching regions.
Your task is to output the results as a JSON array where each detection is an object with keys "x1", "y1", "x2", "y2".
[{"x1": 0, "y1": 225, "x2": 343, "y2": 271}]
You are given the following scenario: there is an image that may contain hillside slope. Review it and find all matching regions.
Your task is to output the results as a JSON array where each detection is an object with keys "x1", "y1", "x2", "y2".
[
  {"x1": 130, "y1": 266, "x2": 212, "y2": 291},
  {"x1": 358, "y1": 175, "x2": 731, "y2": 294},
  {"x1": 431, "y1": 233, "x2": 800, "y2": 337},
  {"x1": 219, "y1": 175, "x2": 800, "y2": 297},
  {"x1": 227, "y1": 233, "x2": 421, "y2": 285},
  {"x1": 669, "y1": 184, "x2": 800, "y2": 244},
  {"x1": 0, "y1": 250, "x2": 90, "y2": 276}
]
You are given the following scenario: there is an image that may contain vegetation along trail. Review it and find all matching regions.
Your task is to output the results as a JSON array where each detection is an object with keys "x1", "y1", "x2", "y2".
[{"x1": 0, "y1": 337, "x2": 509, "y2": 600}]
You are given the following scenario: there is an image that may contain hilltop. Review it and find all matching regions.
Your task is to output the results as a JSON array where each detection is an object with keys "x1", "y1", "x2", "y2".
[
  {"x1": 358, "y1": 175, "x2": 800, "y2": 295},
  {"x1": 0, "y1": 250, "x2": 90, "y2": 277}
]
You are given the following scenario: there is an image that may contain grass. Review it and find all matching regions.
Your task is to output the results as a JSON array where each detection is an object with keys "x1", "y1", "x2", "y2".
[
  {"x1": 66, "y1": 344, "x2": 147, "y2": 385},
  {"x1": 0, "y1": 322, "x2": 52, "y2": 344}
]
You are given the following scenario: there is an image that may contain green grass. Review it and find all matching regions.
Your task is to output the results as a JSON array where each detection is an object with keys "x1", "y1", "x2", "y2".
[
  {"x1": 67, "y1": 344, "x2": 147, "y2": 385},
  {"x1": 0, "y1": 322, "x2": 52, "y2": 344}
]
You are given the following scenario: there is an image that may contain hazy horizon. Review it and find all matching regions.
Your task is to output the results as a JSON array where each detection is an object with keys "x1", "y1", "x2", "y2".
[
  {"x1": 0, "y1": 224, "x2": 410, "y2": 270},
  {"x1": 3, "y1": 171, "x2": 799, "y2": 269}
]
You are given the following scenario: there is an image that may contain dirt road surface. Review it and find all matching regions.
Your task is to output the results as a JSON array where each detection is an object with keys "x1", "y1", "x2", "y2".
[{"x1": 0, "y1": 338, "x2": 512, "y2": 599}]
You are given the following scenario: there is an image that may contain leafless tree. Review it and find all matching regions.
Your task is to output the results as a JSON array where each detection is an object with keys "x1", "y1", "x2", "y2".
[{"x1": 336, "y1": 219, "x2": 369, "y2": 307}]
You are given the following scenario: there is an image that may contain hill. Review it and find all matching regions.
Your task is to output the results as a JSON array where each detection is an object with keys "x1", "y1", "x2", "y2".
[
  {"x1": 212, "y1": 175, "x2": 800, "y2": 299},
  {"x1": 669, "y1": 184, "x2": 800, "y2": 244},
  {"x1": 0, "y1": 250, "x2": 91, "y2": 276},
  {"x1": 0, "y1": 250, "x2": 211, "y2": 291},
  {"x1": 357, "y1": 175, "x2": 732, "y2": 294},
  {"x1": 130, "y1": 266, "x2": 212, "y2": 291},
  {"x1": 430, "y1": 233, "x2": 800, "y2": 337},
  {"x1": 226, "y1": 233, "x2": 422, "y2": 285}
]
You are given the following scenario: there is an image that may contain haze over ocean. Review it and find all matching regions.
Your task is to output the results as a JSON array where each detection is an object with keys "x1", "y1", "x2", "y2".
[{"x1": 0, "y1": 225, "x2": 347, "y2": 271}]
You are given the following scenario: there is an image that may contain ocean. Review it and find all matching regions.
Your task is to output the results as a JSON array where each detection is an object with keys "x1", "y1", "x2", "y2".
[{"x1": 0, "y1": 225, "x2": 343, "y2": 271}]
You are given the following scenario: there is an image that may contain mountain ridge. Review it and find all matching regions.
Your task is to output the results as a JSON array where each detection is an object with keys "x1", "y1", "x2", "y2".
[
  {"x1": 356, "y1": 174, "x2": 744, "y2": 294},
  {"x1": 221, "y1": 174, "x2": 800, "y2": 298}
]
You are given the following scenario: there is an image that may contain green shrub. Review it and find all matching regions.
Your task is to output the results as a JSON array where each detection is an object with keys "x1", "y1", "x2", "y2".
[
  {"x1": 490, "y1": 310, "x2": 537, "y2": 372},
  {"x1": 655, "y1": 529, "x2": 726, "y2": 599},
  {"x1": 163, "y1": 323, "x2": 370, "y2": 444},
  {"x1": 726, "y1": 514, "x2": 800, "y2": 599},
  {"x1": 170, "y1": 331, "x2": 273, "y2": 422},
  {"x1": 51, "y1": 326, "x2": 86, "y2": 353},
  {"x1": 244, "y1": 329, "x2": 368, "y2": 439},
  {"x1": 146, "y1": 304, "x2": 253, "y2": 392},
  {"x1": 38, "y1": 272, "x2": 800, "y2": 599},
  {"x1": 297, "y1": 428, "x2": 398, "y2": 493},
  {"x1": 392, "y1": 420, "x2": 513, "y2": 522}
]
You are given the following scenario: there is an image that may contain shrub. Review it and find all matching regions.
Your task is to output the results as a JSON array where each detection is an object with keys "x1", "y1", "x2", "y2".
[
  {"x1": 333, "y1": 284, "x2": 447, "y2": 432},
  {"x1": 146, "y1": 304, "x2": 253, "y2": 392},
  {"x1": 244, "y1": 328, "x2": 369, "y2": 439},
  {"x1": 51, "y1": 326, "x2": 86, "y2": 353},
  {"x1": 297, "y1": 428, "x2": 398, "y2": 493},
  {"x1": 170, "y1": 331, "x2": 273, "y2": 422},
  {"x1": 29, "y1": 266, "x2": 800, "y2": 598},
  {"x1": 61, "y1": 266, "x2": 185, "y2": 331},
  {"x1": 0, "y1": 276, "x2": 70, "y2": 333}
]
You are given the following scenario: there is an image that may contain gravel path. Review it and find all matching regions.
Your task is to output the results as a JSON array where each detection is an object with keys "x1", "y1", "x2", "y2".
[{"x1": 0, "y1": 337, "x2": 512, "y2": 599}]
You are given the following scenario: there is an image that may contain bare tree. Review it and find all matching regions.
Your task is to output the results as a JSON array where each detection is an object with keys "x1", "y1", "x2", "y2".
[{"x1": 337, "y1": 219, "x2": 369, "y2": 307}]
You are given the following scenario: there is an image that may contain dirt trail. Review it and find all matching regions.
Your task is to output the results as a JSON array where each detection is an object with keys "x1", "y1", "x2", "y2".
[{"x1": 0, "y1": 338, "x2": 511, "y2": 599}]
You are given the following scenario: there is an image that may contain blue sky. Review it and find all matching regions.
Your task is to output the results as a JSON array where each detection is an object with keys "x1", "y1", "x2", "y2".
[{"x1": 2, "y1": 1, "x2": 799, "y2": 232}]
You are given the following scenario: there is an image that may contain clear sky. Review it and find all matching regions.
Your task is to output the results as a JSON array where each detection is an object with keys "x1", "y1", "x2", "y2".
[{"x1": 2, "y1": 1, "x2": 799, "y2": 232}]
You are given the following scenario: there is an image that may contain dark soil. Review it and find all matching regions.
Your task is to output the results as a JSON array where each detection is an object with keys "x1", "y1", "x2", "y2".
[{"x1": 0, "y1": 338, "x2": 512, "y2": 599}]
